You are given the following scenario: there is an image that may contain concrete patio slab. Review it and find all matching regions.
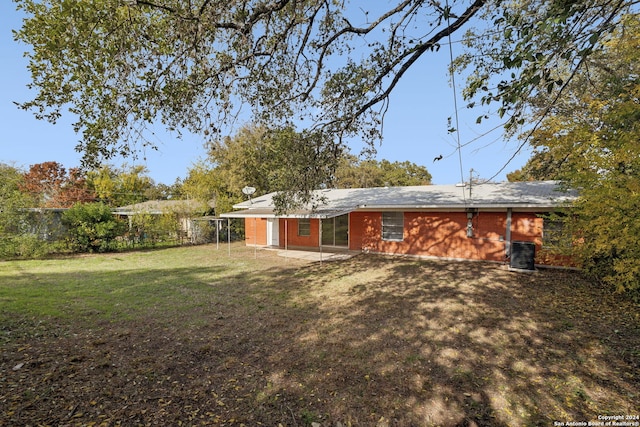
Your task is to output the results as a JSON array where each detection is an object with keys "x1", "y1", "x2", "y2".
[{"x1": 274, "y1": 249, "x2": 355, "y2": 262}]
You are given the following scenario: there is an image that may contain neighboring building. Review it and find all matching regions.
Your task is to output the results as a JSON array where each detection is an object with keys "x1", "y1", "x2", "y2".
[
  {"x1": 23, "y1": 208, "x2": 68, "y2": 241},
  {"x1": 113, "y1": 199, "x2": 214, "y2": 216},
  {"x1": 220, "y1": 181, "x2": 576, "y2": 267},
  {"x1": 114, "y1": 199, "x2": 215, "y2": 243}
]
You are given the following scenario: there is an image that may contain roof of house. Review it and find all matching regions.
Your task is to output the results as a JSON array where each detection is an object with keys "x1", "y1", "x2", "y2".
[
  {"x1": 221, "y1": 181, "x2": 577, "y2": 219},
  {"x1": 114, "y1": 199, "x2": 214, "y2": 215}
]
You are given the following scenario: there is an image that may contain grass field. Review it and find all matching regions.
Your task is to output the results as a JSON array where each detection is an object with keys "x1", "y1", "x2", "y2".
[{"x1": 1, "y1": 244, "x2": 639, "y2": 426}]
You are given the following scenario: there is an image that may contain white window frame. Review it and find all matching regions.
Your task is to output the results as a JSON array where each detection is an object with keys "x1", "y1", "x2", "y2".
[
  {"x1": 298, "y1": 218, "x2": 311, "y2": 237},
  {"x1": 382, "y1": 212, "x2": 404, "y2": 241}
]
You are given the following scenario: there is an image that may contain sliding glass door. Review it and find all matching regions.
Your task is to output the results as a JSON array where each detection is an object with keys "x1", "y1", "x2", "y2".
[{"x1": 321, "y1": 214, "x2": 349, "y2": 247}]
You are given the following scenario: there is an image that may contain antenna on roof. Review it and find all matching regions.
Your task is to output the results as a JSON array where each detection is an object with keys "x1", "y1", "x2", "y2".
[{"x1": 468, "y1": 169, "x2": 478, "y2": 199}]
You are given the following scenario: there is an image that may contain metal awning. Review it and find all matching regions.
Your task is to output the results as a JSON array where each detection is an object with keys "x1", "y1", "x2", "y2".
[
  {"x1": 220, "y1": 208, "x2": 279, "y2": 219},
  {"x1": 220, "y1": 208, "x2": 354, "y2": 219}
]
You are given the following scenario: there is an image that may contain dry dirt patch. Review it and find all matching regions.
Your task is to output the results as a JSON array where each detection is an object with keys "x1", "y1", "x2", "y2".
[{"x1": 1, "y1": 246, "x2": 639, "y2": 426}]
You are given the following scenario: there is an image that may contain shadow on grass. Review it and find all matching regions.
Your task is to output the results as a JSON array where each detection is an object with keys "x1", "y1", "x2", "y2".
[{"x1": 1, "y1": 249, "x2": 638, "y2": 426}]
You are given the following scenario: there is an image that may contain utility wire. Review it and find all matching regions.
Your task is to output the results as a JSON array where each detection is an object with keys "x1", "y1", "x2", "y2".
[{"x1": 445, "y1": 0, "x2": 467, "y2": 199}]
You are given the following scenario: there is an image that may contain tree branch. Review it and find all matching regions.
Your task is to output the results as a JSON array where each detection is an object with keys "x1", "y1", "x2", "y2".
[{"x1": 349, "y1": 0, "x2": 487, "y2": 127}]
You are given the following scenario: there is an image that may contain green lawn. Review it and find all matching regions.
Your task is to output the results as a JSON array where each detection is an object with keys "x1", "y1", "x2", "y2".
[{"x1": 1, "y1": 244, "x2": 639, "y2": 426}]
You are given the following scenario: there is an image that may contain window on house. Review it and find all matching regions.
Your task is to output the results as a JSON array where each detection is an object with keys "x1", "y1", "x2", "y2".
[
  {"x1": 543, "y1": 216, "x2": 569, "y2": 248},
  {"x1": 382, "y1": 212, "x2": 404, "y2": 241},
  {"x1": 298, "y1": 218, "x2": 311, "y2": 237},
  {"x1": 321, "y1": 214, "x2": 349, "y2": 246}
]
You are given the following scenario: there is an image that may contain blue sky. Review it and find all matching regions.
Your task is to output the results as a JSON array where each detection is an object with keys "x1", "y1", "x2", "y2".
[{"x1": 1, "y1": 2, "x2": 531, "y2": 186}]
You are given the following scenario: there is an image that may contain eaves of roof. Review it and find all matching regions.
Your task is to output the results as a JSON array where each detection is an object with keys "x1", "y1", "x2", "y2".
[
  {"x1": 220, "y1": 208, "x2": 354, "y2": 219},
  {"x1": 355, "y1": 202, "x2": 570, "y2": 211},
  {"x1": 220, "y1": 202, "x2": 570, "y2": 219}
]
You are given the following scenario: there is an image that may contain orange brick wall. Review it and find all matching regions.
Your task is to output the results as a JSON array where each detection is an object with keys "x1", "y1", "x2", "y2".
[
  {"x1": 349, "y1": 211, "x2": 508, "y2": 261},
  {"x1": 278, "y1": 218, "x2": 320, "y2": 248},
  {"x1": 510, "y1": 213, "x2": 566, "y2": 265},
  {"x1": 244, "y1": 210, "x2": 565, "y2": 266},
  {"x1": 348, "y1": 210, "x2": 556, "y2": 264},
  {"x1": 511, "y1": 213, "x2": 543, "y2": 246},
  {"x1": 244, "y1": 218, "x2": 267, "y2": 246}
]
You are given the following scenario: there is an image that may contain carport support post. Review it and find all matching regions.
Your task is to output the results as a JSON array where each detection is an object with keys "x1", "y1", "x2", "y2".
[
  {"x1": 227, "y1": 218, "x2": 231, "y2": 257},
  {"x1": 285, "y1": 219, "x2": 288, "y2": 261},
  {"x1": 319, "y1": 218, "x2": 323, "y2": 265},
  {"x1": 505, "y1": 208, "x2": 512, "y2": 259}
]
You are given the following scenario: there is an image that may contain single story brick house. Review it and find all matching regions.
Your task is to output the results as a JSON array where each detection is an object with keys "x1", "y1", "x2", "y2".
[{"x1": 221, "y1": 181, "x2": 576, "y2": 267}]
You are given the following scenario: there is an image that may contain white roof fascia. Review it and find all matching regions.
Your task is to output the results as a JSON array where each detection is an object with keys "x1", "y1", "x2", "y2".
[{"x1": 355, "y1": 203, "x2": 566, "y2": 211}]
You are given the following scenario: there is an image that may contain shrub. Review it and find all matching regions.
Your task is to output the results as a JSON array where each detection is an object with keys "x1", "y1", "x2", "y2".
[{"x1": 62, "y1": 202, "x2": 125, "y2": 252}]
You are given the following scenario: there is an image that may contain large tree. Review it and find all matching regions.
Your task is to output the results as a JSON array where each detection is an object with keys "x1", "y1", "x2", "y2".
[
  {"x1": 21, "y1": 161, "x2": 95, "y2": 208},
  {"x1": 181, "y1": 160, "x2": 229, "y2": 212},
  {"x1": 86, "y1": 164, "x2": 155, "y2": 207},
  {"x1": 0, "y1": 164, "x2": 33, "y2": 235},
  {"x1": 14, "y1": 0, "x2": 634, "y2": 175},
  {"x1": 335, "y1": 155, "x2": 432, "y2": 188},
  {"x1": 510, "y1": 14, "x2": 640, "y2": 296},
  {"x1": 205, "y1": 124, "x2": 340, "y2": 212},
  {"x1": 185, "y1": 125, "x2": 433, "y2": 213}
]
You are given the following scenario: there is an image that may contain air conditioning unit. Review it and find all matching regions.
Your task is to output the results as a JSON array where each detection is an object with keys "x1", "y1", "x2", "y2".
[{"x1": 510, "y1": 241, "x2": 536, "y2": 271}]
